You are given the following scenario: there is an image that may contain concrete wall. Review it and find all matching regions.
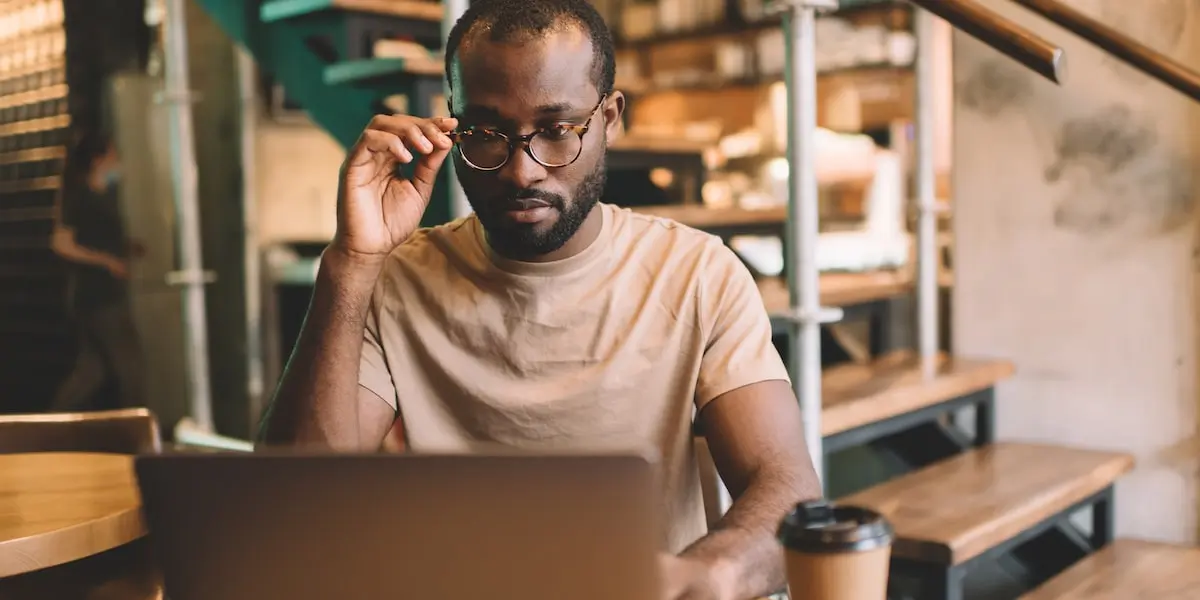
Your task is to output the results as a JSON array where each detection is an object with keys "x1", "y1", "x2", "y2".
[
  {"x1": 952, "y1": 0, "x2": 1200, "y2": 542},
  {"x1": 255, "y1": 121, "x2": 343, "y2": 243}
]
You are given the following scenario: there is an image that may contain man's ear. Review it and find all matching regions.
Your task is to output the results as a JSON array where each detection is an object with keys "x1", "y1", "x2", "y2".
[{"x1": 603, "y1": 91, "x2": 626, "y2": 146}]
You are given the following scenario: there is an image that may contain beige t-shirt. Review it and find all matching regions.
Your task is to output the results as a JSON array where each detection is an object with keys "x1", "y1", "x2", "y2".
[{"x1": 358, "y1": 202, "x2": 791, "y2": 553}]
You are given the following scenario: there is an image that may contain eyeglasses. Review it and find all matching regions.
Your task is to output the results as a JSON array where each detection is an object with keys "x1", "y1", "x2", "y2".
[{"x1": 449, "y1": 95, "x2": 607, "y2": 171}]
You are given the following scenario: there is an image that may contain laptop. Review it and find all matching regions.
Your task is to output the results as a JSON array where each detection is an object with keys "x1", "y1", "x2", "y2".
[{"x1": 134, "y1": 450, "x2": 663, "y2": 600}]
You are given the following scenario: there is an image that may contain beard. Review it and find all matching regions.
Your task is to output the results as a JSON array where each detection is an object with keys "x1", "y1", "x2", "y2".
[{"x1": 467, "y1": 157, "x2": 606, "y2": 259}]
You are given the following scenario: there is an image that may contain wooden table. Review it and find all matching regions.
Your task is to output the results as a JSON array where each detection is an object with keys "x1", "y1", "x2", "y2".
[{"x1": 0, "y1": 452, "x2": 146, "y2": 577}]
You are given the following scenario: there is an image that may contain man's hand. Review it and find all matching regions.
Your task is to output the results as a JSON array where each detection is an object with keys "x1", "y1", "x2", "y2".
[
  {"x1": 659, "y1": 554, "x2": 733, "y2": 600},
  {"x1": 127, "y1": 239, "x2": 147, "y2": 259},
  {"x1": 332, "y1": 114, "x2": 458, "y2": 265},
  {"x1": 105, "y1": 257, "x2": 129, "y2": 279}
]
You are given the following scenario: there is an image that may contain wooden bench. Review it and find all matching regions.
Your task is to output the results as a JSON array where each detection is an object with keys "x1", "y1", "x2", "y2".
[
  {"x1": 1021, "y1": 539, "x2": 1200, "y2": 599},
  {"x1": 839, "y1": 443, "x2": 1134, "y2": 600},
  {"x1": 820, "y1": 351, "x2": 1014, "y2": 454}
]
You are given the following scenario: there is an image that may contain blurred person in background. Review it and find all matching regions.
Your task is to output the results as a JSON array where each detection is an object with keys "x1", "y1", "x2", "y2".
[{"x1": 50, "y1": 129, "x2": 146, "y2": 412}]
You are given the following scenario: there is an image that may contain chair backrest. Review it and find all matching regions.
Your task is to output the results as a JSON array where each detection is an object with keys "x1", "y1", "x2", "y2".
[{"x1": 0, "y1": 407, "x2": 162, "y2": 455}]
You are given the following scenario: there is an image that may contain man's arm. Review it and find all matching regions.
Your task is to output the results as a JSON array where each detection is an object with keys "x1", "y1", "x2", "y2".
[
  {"x1": 681, "y1": 380, "x2": 820, "y2": 599},
  {"x1": 256, "y1": 113, "x2": 456, "y2": 451},
  {"x1": 256, "y1": 249, "x2": 396, "y2": 451},
  {"x1": 51, "y1": 223, "x2": 124, "y2": 273},
  {"x1": 661, "y1": 240, "x2": 821, "y2": 600}
]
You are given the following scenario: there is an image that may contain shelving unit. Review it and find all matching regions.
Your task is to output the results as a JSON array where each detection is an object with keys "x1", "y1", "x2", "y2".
[{"x1": 599, "y1": 0, "x2": 935, "y2": 276}]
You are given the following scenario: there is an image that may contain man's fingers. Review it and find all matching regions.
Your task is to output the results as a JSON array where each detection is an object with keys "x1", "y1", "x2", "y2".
[
  {"x1": 367, "y1": 115, "x2": 442, "y2": 155},
  {"x1": 350, "y1": 129, "x2": 411, "y2": 167},
  {"x1": 347, "y1": 115, "x2": 458, "y2": 200},
  {"x1": 418, "y1": 120, "x2": 453, "y2": 151},
  {"x1": 431, "y1": 116, "x2": 459, "y2": 132},
  {"x1": 411, "y1": 148, "x2": 451, "y2": 201}
]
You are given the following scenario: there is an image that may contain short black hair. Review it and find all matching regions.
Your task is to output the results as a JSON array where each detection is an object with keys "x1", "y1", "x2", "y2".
[{"x1": 444, "y1": 0, "x2": 615, "y2": 97}]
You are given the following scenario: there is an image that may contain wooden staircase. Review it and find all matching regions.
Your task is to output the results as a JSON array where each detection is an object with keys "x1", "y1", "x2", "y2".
[
  {"x1": 188, "y1": 1, "x2": 1186, "y2": 598},
  {"x1": 196, "y1": 0, "x2": 454, "y2": 225},
  {"x1": 739, "y1": 341, "x2": 1138, "y2": 599},
  {"x1": 1021, "y1": 539, "x2": 1200, "y2": 599}
]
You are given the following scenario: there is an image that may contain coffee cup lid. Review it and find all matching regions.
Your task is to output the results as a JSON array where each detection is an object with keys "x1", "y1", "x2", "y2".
[{"x1": 777, "y1": 499, "x2": 894, "y2": 553}]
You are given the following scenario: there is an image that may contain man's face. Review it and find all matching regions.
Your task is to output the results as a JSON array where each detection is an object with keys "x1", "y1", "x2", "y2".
[{"x1": 449, "y1": 24, "x2": 623, "y2": 259}]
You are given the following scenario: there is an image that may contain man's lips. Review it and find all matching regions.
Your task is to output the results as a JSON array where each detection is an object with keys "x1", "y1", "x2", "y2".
[
  {"x1": 505, "y1": 198, "x2": 552, "y2": 211},
  {"x1": 499, "y1": 200, "x2": 555, "y2": 224}
]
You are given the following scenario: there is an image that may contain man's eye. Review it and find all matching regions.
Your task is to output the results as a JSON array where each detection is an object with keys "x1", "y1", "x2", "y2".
[{"x1": 543, "y1": 126, "x2": 573, "y2": 140}]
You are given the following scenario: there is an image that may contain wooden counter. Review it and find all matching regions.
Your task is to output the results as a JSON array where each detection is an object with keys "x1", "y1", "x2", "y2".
[{"x1": 0, "y1": 452, "x2": 147, "y2": 577}]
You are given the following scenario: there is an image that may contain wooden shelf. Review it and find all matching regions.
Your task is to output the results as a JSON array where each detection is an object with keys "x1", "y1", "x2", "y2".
[
  {"x1": 0, "y1": 146, "x2": 64, "y2": 165},
  {"x1": 0, "y1": 176, "x2": 58, "y2": 194},
  {"x1": 615, "y1": 0, "x2": 907, "y2": 49},
  {"x1": 0, "y1": 206, "x2": 54, "y2": 223},
  {"x1": 623, "y1": 65, "x2": 914, "y2": 135},
  {"x1": 0, "y1": 115, "x2": 69, "y2": 137},
  {"x1": 622, "y1": 63, "x2": 909, "y2": 96},
  {"x1": 632, "y1": 204, "x2": 785, "y2": 230}
]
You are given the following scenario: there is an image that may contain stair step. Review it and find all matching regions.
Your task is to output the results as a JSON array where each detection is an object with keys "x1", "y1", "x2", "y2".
[
  {"x1": 324, "y1": 57, "x2": 443, "y2": 86},
  {"x1": 1021, "y1": 539, "x2": 1200, "y2": 599},
  {"x1": 839, "y1": 442, "x2": 1134, "y2": 565},
  {"x1": 261, "y1": 0, "x2": 443, "y2": 23},
  {"x1": 757, "y1": 272, "x2": 917, "y2": 312},
  {"x1": 822, "y1": 351, "x2": 1013, "y2": 437}
]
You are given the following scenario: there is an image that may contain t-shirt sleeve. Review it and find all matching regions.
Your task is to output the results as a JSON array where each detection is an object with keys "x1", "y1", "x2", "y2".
[
  {"x1": 694, "y1": 240, "x2": 791, "y2": 410},
  {"x1": 359, "y1": 286, "x2": 399, "y2": 412}
]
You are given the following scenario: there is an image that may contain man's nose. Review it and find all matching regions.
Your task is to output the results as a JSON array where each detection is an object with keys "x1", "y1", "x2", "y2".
[{"x1": 498, "y1": 146, "x2": 548, "y2": 190}]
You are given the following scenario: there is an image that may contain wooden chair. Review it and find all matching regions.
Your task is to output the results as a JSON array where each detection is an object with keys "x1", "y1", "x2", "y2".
[{"x1": 0, "y1": 407, "x2": 162, "y2": 455}]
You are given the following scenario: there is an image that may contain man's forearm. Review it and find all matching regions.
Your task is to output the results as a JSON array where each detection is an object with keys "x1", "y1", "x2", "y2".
[
  {"x1": 258, "y1": 248, "x2": 382, "y2": 449},
  {"x1": 683, "y1": 469, "x2": 820, "y2": 599},
  {"x1": 52, "y1": 228, "x2": 120, "y2": 270}
]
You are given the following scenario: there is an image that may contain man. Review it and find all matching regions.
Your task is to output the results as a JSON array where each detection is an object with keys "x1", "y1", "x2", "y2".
[
  {"x1": 51, "y1": 129, "x2": 146, "y2": 412},
  {"x1": 259, "y1": 0, "x2": 822, "y2": 597}
]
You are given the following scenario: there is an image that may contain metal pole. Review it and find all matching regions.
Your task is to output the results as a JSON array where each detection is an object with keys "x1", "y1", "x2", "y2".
[
  {"x1": 779, "y1": 0, "x2": 837, "y2": 486},
  {"x1": 162, "y1": 0, "x2": 214, "y2": 431},
  {"x1": 914, "y1": 7, "x2": 938, "y2": 367},
  {"x1": 443, "y1": 0, "x2": 471, "y2": 219},
  {"x1": 236, "y1": 47, "x2": 265, "y2": 427}
]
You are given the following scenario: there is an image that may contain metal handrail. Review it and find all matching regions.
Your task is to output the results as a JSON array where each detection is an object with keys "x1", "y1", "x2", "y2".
[
  {"x1": 1008, "y1": 0, "x2": 1200, "y2": 102},
  {"x1": 908, "y1": 0, "x2": 1066, "y2": 83},
  {"x1": 905, "y1": 0, "x2": 1200, "y2": 102}
]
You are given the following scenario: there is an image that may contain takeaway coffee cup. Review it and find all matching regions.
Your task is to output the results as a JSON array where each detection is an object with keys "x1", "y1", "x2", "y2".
[{"x1": 777, "y1": 499, "x2": 894, "y2": 600}]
